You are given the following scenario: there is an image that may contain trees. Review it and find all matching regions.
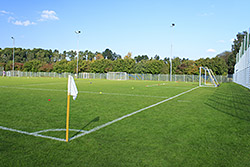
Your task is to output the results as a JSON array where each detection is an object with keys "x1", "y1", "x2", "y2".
[
  {"x1": 216, "y1": 51, "x2": 233, "y2": 74},
  {"x1": 146, "y1": 60, "x2": 166, "y2": 74},
  {"x1": 79, "y1": 50, "x2": 98, "y2": 61},
  {"x1": 112, "y1": 58, "x2": 135, "y2": 73},
  {"x1": 23, "y1": 60, "x2": 43, "y2": 72},
  {"x1": 0, "y1": 41, "x2": 241, "y2": 75},
  {"x1": 78, "y1": 60, "x2": 91, "y2": 72},
  {"x1": 122, "y1": 59, "x2": 135, "y2": 73},
  {"x1": 102, "y1": 48, "x2": 121, "y2": 60},
  {"x1": 5, "y1": 61, "x2": 14, "y2": 71},
  {"x1": 134, "y1": 59, "x2": 167, "y2": 74},
  {"x1": 52, "y1": 49, "x2": 60, "y2": 62},
  {"x1": 90, "y1": 59, "x2": 113, "y2": 73},
  {"x1": 176, "y1": 60, "x2": 198, "y2": 75},
  {"x1": 134, "y1": 60, "x2": 148, "y2": 74},
  {"x1": 211, "y1": 57, "x2": 228, "y2": 75},
  {"x1": 53, "y1": 59, "x2": 69, "y2": 73},
  {"x1": 102, "y1": 48, "x2": 113, "y2": 60},
  {"x1": 66, "y1": 50, "x2": 77, "y2": 61},
  {"x1": 195, "y1": 56, "x2": 228, "y2": 75},
  {"x1": 0, "y1": 48, "x2": 12, "y2": 63},
  {"x1": 124, "y1": 52, "x2": 132, "y2": 59},
  {"x1": 134, "y1": 55, "x2": 149, "y2": 63},
  {"x1": 39, "y1": 64, "x2": 53, "y2": 72},
  {"x1": 154, "y1": 55, "x2": 160, "y2": 60},
  {"x1": 172, "y1": 57, "x2": 182, "y2": 74},
  {"x1": 232, "y1": 31, "x2": 247, "y2": 56},
  {"x1": 113, "y1": 52, "x2": 122, "y2": 60},
  {"x1": 95, "y1": 53, "x2": 104, "y2": 60}
]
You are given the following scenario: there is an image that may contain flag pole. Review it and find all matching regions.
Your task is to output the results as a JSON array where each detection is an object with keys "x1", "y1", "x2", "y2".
[
  {"x1": 66, "y1": 92, "x2": 70, "y2": 142},
  {"x1": 66, "y1": 75, "x2": 71, "y2": 142},
  {"x1": 66, "y1": 75, "x2": 78, "y2": 142}
]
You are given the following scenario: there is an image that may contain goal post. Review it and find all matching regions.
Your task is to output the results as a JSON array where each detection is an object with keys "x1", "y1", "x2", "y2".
[
  {"x1": 199, "y1": 67, "x2": 219, "y2": 87},
  {"x1": 107, "y1": 72, "x2": 128, "y2": 80}
]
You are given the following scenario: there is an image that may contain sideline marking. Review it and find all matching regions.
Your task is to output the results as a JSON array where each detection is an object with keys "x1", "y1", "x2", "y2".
[
  {"x1": 0, "y1": 126, "x2": 66, "y2": 142},
  {"x1": 0, "y1": 126, "x2": 89, "y2": 142},
  {"x1": 70, "y1": 86, "x2": 199, "y2": 141},
  {"x1": 33, "y1": 128, "x2": 88, "y2": 134},
  {"x1": 0, "y1": 86, "x2": 199, "y2": 142},
  {"x1": 0, "y1": 86, "x2": 169, "y2": 99},
  {"x1": 146, "y1": 83, "x2": 168, "y2": 87},
  {"x1": 19, "y1": 82, "x2": 66, "y2": 87}
]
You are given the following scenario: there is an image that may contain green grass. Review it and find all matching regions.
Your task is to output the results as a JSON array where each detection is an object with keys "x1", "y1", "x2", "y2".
[{"x1": 0, "y1": 77, "x2": 250, "y2": 166}]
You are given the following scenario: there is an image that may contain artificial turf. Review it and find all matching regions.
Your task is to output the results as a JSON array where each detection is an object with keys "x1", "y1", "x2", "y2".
[{"x1": 0, "y1": 77, "x2": 250, "y2": 166}]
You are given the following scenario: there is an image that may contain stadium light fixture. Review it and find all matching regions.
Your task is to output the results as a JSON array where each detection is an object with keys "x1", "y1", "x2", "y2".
[
  {"x1": 11, "y1": 37, "x2": 15, "y2": 72},
  {"x1": 75, "y1": 30, "x2": 81, "y2": 78},
  {"x1": 170, "y1": 23, "x2": 175, "y2": 82}
]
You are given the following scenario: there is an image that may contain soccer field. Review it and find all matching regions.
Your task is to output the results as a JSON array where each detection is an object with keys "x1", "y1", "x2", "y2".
[{"x1": 0, "y1": 77, "x2": 250, "y2": 166}]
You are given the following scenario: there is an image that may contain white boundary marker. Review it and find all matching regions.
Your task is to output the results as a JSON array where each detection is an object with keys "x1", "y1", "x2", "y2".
[
  {"x1": 0, "y1": 126, "x2": 89, "y2": 142},
  {"x1": 70, "y1": 86, "x2": 199, "y2": 141},
  {"x1": 0, "y1": 86, "x2": 199, "y2": 142},
  {"x1": 0, "y1": 86, "x2": 168, "y2": 99},
  {"x1": 19, "y1": 82, "x2": 65, "y2": 87},
  {"x1": 0, "y1": 126, "x2": 66, "y2": 142},
  {"x1": 145, "y1": 83, "x2": 168, "y2": 87}
]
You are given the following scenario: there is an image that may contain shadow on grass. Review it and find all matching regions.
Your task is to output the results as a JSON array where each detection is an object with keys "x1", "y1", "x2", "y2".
[
  {"x1": 71, "y1": 116, "x2": 100, "y2": 138},
  {"x1": 205, "y1": 83, "x2": 250, "y2": 122}
]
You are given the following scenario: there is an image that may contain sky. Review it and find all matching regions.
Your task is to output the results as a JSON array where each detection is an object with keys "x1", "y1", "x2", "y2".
[{"x1": 0, "y1": 0, "x2": 249, "y2": 60}]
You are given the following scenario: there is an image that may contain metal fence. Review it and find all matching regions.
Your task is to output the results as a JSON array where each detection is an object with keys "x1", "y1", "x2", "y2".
[
  {"x1": 234, "y1": 28, "x2": 250, "y2": 89},
  {"x1": 1, "y1": 71, "x2": 233, "y2": 83}
]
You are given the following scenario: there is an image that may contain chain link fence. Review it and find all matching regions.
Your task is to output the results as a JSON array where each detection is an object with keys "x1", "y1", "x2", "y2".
[{"x1": 1, "y1": 71, "x2": 233, "y2": 83}]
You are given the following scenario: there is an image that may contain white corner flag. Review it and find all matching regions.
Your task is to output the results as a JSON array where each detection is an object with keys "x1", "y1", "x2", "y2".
[
  {"x1": 68, "y1": 75, "x2": 78, "y2": 100},
  {"x1": 66, "y1": 75, "x2": 78, "y2": 142}
]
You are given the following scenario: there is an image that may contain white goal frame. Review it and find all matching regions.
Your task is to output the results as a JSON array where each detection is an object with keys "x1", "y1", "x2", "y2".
[
  {"x1": 199, "y1": 67, "x2": 219, "y2": 87},
  {"x1": 107, "y1": 72, "x2": 128, "y2": 80}
]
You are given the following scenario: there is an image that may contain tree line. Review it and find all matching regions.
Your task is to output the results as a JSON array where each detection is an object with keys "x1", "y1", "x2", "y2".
[{"x1": 0, "y1": 31, "x2": 246, "y2": 75}]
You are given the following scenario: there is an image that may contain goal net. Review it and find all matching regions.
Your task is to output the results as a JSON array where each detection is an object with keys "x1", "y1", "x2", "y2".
[
  {"x1": 107, "y1": 72, "x2": 128, "y2": 80},
  {"x1": 199, "y1": 67, "x2": 219, "y2": 87}
]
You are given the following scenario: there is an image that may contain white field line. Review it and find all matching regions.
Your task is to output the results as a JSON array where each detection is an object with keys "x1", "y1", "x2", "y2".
[
  {"x1": 0, "y1": 86, "x2": 169, "y2": 99},
  {"x1": 0, "y1": 86, "x2": 66, "y2": 92},
  {"x1": 0, "y1": 126, "x2": 89, "y2": 142},
  {"x1": 0, "y1": 86, "x2": 199, "y2": 142},
  {"x1": 0, "y1": 126, "x2": 66, "y2": 142},
  {"x1": 33, "y1": 128, "x2": 88, "y2": 134},
  {"x1": 145, "y1": 83, "x2": 194, "y2": 89},
  {"x1": 161, "y1": 87, "x2": 194, "y2": 89},
  {"x1": 177, "y1": 100, "x2": 192, "y2": 102},
  {"x1": 70, "y1": 86, "x2": 199, "y2": 141},
  {"x1": 99, "y1": 92, "x2": 168, "y2": 98},
  {"x1": 146, "y1": 83, "x2": 168, "y2": 87},
  {"x1": 19, "y1": 82, "x2": 66, "y2": 87}
]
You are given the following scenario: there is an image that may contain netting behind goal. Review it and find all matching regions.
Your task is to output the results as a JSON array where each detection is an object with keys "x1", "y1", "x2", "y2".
[{"x1": 107, "y1": 72, "x2": 128, "y2": 80}]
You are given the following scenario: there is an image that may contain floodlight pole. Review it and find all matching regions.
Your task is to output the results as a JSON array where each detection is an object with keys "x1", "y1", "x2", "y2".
[
  {"x1": 75, "y1": 30, "x2": 81, "y2": 78},
  {"x1": 199, "y1": 67, "x2": 201, "y2": 86},
  {"x1": 170, "y1": 23, "x2": 175, "y2": 82},
  {"x1": 11, "y1": 37, "x2": 15, "y2": 72}
]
